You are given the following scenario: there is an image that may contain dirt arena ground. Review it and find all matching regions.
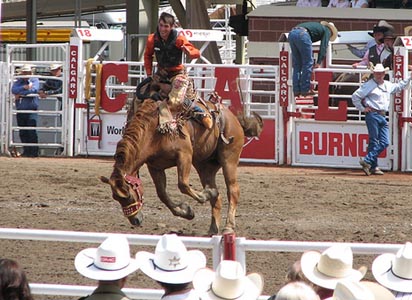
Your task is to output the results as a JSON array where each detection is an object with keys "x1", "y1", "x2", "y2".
[{"x1": 1, "y1": 156, "x2": 412, "y2": 299}]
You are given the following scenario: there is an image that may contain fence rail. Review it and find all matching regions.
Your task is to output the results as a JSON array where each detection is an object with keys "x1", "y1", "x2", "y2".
[{"x1": 0, "y1": 228, "x2": 404, "y2": 300}]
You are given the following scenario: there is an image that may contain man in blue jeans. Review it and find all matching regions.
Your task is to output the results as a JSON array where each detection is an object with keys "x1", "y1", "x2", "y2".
[
  {"x1": 12, "y1": 64, "x2": 40, "y2": 157},
  {"x1": 352, "y1": 63, "x2": 411, "y2": 176},
  {"x1": 288, "y1": 21, "x2": 338, "y2": 97}
]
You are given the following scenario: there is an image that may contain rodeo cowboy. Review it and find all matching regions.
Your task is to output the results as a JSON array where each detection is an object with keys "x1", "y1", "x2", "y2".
[{"x1": 144, "y1": 12, "x2": 213, "y2": 129}]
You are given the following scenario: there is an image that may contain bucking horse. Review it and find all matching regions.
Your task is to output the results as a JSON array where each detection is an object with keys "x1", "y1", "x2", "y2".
[{"x1": 100, "y1": 82, "x2": 263, "y2": 235}]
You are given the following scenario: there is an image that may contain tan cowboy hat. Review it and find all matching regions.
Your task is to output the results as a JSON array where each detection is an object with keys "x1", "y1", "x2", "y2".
[
  {"x1": 75, "y1": 235, "x2": 139, "y2": 281},
  {"x1": 321, "y1": 21, "x2": 338, "y2": 42},
  {"x1": 325, "y1": 280, "x2": 394, "y2": 300},
  {"x1": 49, "y1": 63, "x2": 62, "y2": 71},
  {"x1": 300, "y1": 244, "x2": 366, "y2": 289},
  {"x1": 372, "y1": 242, "x2": 412, "y2": 293},
  {"x1": 192, "y1": 260, "x2": 264, "y2": 300},
  {"x1": 18, "y1": 64, "x2": 34, "y2": 73},
  {"x1": 135, "y1": 234, "x2": 206, "y2": 284}
]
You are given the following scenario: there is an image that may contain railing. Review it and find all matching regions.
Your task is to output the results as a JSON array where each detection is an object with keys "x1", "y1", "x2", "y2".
[{"x1": 0, "y1": 228, "x2": 404, "y2": 300}]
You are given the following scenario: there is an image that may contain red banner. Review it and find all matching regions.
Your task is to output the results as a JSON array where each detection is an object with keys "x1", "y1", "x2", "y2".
[
  {"x1": 279, "y1": 51, "x2": 289, "y2": 107},
  {"x1": 393, "y1": 52, "x2": 404, "y2": 113},
  {"x1": 69, "y1": 45, "x2": 78, "y2": 99}
]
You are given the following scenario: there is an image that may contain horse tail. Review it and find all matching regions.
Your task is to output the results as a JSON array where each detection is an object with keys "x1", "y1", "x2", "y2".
[{"x1": 236, "y1": 111, "x2": 264, "y2": 137}]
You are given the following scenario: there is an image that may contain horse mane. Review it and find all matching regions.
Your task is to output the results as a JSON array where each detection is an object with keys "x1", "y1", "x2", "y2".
[{"x1": 114, "y1": 100, "x2": 159, "y2": 172}]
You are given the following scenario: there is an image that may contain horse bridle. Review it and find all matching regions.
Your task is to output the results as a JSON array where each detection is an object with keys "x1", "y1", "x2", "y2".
[{"x1": 122, "y1": 174, "x2": 144, "y2": 217}]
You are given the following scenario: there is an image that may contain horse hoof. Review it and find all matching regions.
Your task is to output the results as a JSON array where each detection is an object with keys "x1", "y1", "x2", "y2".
[
  {"x1": 128, "y1": 212, "x2": 144, "y2": 227},
  {"x1": 180, "y1": 203, "x2": 195, "y2": 220}
]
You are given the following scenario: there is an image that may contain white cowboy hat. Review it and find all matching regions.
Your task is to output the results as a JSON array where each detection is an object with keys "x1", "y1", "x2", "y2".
[
  {"x1": 325, "y1": 280, "x2": 394, "y2": 300},
  {"x1": 75, "y1": 235, "x2": 139, "y2": 281},
  {"x1": 192, "y1": 260, "x2": 264, "y2": 300},
  {"x1": 372, "y1": 242, "x2": 412, "y2": 293},
  {"x1": 49, "y1": 63, "x2": 62, "y2": 71},
  {"x1": 320, "y1": 21, "x2": 338, "y2": 42},
  {"x1": 18, "y1": 64, "x2": 34, "y2": 73},
  {"x1": 301, "y1": 245, "x2": 366, "y2": 290},
  {"x1": 371, "y1": 63, "x2": 389, "y2": 73},
  {"x1": 135, "y1": 234, "x2": 206, "y2": 284}
]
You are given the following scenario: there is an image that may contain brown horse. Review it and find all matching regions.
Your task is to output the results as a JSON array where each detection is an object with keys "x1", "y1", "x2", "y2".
[{"x1": 100, "y1": 98, "x2": 263, "y2": 235}]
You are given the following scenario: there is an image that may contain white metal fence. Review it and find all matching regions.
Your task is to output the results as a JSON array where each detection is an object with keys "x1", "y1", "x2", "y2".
[{"x1": 0, "y1": 228, "x2": 404, "y2": 300}]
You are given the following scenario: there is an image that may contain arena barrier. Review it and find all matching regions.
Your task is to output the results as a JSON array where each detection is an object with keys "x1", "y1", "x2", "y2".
[
  {"x1": 1, "y1": 34, "x2": 412, "y2": 170},
  {"x1": 0, "y1": 228, "x2": 404, "y2": 300}
]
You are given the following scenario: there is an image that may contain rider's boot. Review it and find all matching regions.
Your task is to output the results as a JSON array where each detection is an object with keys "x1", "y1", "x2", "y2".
[{"x1": 192, "y1": 104, "x2": 213, "y2": 129}]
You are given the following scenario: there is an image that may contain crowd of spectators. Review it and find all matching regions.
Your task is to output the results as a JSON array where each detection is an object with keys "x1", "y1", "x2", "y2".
[{"x1": 2, "y1": 235, "x2": 412, "y2": 300}]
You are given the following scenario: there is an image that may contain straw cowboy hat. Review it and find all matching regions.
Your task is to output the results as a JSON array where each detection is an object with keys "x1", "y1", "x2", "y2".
[
  {"x1": 325, "y1": 280, "x2": 394, "y2": 300},
  {"x1": 372, "y1": 242, "x2": 412, "y2": 293},
  {"x1": 49, "y1": 63, "x2": 62, "y2": 71},
  {"x1": 18, "y1": 64, "x2": 34, "y2": 73},
  {"x1": 75, "y1": 235, "x2": 139, "y2": 281},
  {"x1": 192, "y1": 260, "x2": 264, "y2": 300},
  {"x1": 320, "y1": 21, "x2": 339, "y2": 42},
  {"x1": 301, "y1": 244, "x2": 366, "y2": 289},
  {"x1": 135, "y1": 234, "x2": 206, "y2": 284}
]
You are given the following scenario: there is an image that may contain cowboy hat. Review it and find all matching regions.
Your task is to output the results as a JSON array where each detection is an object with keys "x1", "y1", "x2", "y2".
[
  {"x1": 75, "y1": 235, "x2": 139, "y2": 281},
  {"x1": 49, "y1": 63, "x2": 62, "y2": 71},
  {"x1": 135, "y1": 234, "x2": 206, "y2": 284},
  {"x1": 192, "y1": 260, "x2": 264, "y2": 300},
  {"x1": 320, "y1": 21, "x2": 338, "y2": 42},
  {"x1": 325, "y1": 280, "x2": 394, "y2": 300},
  {"x1": 372, "y1": 242, "x2": 412, "y2": 293},
  {"x1": 368, "y1": 20, "x2": 395, "y2": 36},
  {"x1": 371, "y1": 63, "x2": 389, "y2": 73},
  {"x1": 18, "y1": 64, "x2": 34, "y2": 73},
  {"x1": 300, "y1": 244, "x2": 366, "y2": 289}
]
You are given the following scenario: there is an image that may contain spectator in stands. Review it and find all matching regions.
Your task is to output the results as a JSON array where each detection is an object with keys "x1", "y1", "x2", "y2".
[
  {"x1": 0, "y1": 258, "x2": 33, "y2": 300},
  {"x1": 300, "y1": 244, "x2": 366, "y2": 299},
  {"x1": 327, "y1": 0, "x2": 350, "y2": 8},
  {"x1": 350, "y1": 0, "x2": 369, "y2": 7},
  {"x1": 381, "y1": 31, "x2": 397, "y2": 69},
  {"x1": 288, "y1": 21, "x2": 338, "y2": 97},
  {"x1": 11, "y1": 64, "x2": 40, "y2": 157},
  {"x1": 325, "y1": 280, "x2": 394, "y2": 300},
  {"x1": 352, "y1": 64, "x2": 411, "y2": 176},
  {"x1": 135, "y1": 234, "x2": 206, "y2": 299},
  {"x1": 348, "y1": 20, "x2": 394, "y2": 59},
  {"x1": 74, "y1": 234, "x2": 139, "y2": 300},
  {"x1": 372, "y1": 242, "x2": 412, "y2": 298},
  {"x1": 144, "y1": 12, "x2": 212, "y2": 129},
  {"x1": 296, "y1": 0, "x2": 322, "y2": 7},
  {"x1": 272, "y1": 281, "x2": 320, "y2": 300},
  {"x1": 192, "y1": 260, "x2": 264, "y2": 300}
]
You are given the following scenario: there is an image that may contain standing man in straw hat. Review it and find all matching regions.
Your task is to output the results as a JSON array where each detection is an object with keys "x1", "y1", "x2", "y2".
[
  {"x1": 11, "y1": 64, "x2": 40, "y2": 157},
  {"x1": 352, "y1": 63, "x2": 411, "y2": 176},
  {"x1": 288, "y1": 21, "x2": 339, "y2": 97},
  {"x1": 74, "y1": 235, "x2": 139, "y2": 300},
  {"x1": 135, "y1": 234, "x2": 206, "y2": 299}
]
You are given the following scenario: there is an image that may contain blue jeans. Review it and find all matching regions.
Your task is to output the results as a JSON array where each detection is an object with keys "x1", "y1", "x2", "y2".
[
  {"x1": 364, "y1": 112, "x2": 389, "y2": 169},
  {"x1": 16, "y1": 112, "x2": 39, "y2": 157},
  {"x1": 288, "y1": 28, "x2": 313, "y2": 95}
]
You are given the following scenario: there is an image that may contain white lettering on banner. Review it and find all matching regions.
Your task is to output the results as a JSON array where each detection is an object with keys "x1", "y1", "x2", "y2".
[
  {"x1": 69, "y1": 45, "x2": 78, "y2": 99},
  {"x1": 279, "y1": 51, "x2": 289, "y2": 106},
  {"x1": 393, "y1": 54, "x2": 404, "y2": 112}
]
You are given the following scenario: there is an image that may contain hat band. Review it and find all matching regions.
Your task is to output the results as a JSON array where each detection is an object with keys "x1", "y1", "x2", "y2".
[
  {"x1": 150, "y1": 258, "x2": 187, "y2": 272},
  {"x1": 209, "y1": 287, "x2": 244, "y2": 300},
  {"x1": 87, "y1": 261, "x2": 131, "y2": 272},
  {"x1": 389, "y1": 264, "x2": 412, "y2": 281}
]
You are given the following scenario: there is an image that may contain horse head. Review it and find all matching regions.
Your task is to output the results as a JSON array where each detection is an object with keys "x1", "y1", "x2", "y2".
[{"x1": 100, "y1": 169, "x2": 144, "y2": 227}]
